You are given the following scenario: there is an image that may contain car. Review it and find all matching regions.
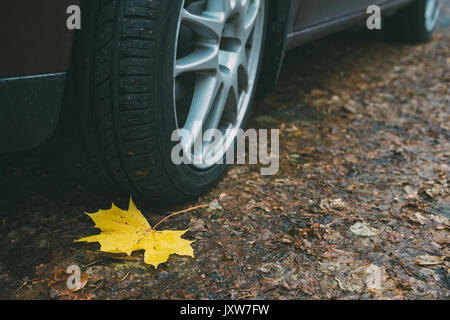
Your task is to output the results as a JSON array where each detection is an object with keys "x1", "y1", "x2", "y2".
[{"x1": 0, "y1": 0, "x2": 442, "y2": 202}]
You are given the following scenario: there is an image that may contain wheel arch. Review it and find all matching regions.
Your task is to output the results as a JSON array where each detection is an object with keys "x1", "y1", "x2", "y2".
[{"x1": 256, "y1": 0, "x2": 294, "y2": 99}]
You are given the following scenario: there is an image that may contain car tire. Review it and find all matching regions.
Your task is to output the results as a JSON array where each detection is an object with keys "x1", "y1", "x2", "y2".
[
  {"x1": 383, "y1": 0, "x2": 441, "y2": 43},
  {"x1": 64, "y1": 0, "x2": 267, "y2": 202}
]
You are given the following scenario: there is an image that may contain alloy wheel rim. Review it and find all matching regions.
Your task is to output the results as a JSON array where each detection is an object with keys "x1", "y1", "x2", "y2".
[
  {"x1": 425, "y1": 0, "x2": 441, "y2": 32},
  {"x1": 174, "y1": 0, "x2": 265, "y2": 169}
]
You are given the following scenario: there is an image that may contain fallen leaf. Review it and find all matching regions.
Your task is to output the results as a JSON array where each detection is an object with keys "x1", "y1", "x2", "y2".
[
  {"x1": 415, "y1": 255, "x2": 443, "y2": 266},
  {"x1": 310, "y1": 89, "x2": 328, "y2": 97},
  {"x1": 189, "y1": 218, "x2": 207, "y2": 232},
  {"x1": 429, "y1": 214, "x2": 449, "y2": 226},
  {"x1": 76, "y1": 198, "x2": 195, "y2": 268},
  {"x1": 209, "y1": 199, "x2": 223, "y2": 211},
  {"x1": 365, "y1": 264, "x2": 384, "y2": 294},
  {"x1": 387, "y1": 231, "x2": 405, "y2": 243},
  {"x1": 330, "y1": 198, "x2": 346, "y2": 209},
  {"x1": 54, "y1": 268, "x2": 68, "y2": 282},
  {"x1": 335, "y1": 277, "x2": 363, "y2": 293},
  {"x1": 404, "y1": 186, "x2": 419, "y2": 200},
  {"x1": 344, "y1": 154, "x2": 359, "y2": 164},
  {"x1": 260, "y1": 263, "x2": 275, "y2": 273},
  {"x1": 410, "y1": 212, "x2": 428, "y2": 225},
  {"x1": 350, "y1": 222, "x2": 379, "y2": 237},
  {"x1": 49, "y1": 268, "x2": 89, "y2": 292}
]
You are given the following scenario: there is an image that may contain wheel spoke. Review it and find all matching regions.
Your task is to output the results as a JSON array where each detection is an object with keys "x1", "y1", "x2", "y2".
[
  {"x1": 222, "y1": 0, "x2": 235, "y2": 17},
  {"x1": 181, "y1": 8, "x2": 224, "y2": 40},
  {"x1": 220, "y1": 0, "x2": 260, "y2": 43},
  {"x1": 236, "y1": 0, "x2": 251, "y2": 17},
  {"x1": 182, "y1": 75, "x2": 223, "y2": 152},
  {"x1": 241, "y1": 5, "x2": 259, "y2": 43},
  {"x1": 204, "y1": 84, "x2": 230, "y2": 132},
  {"x1": 175, "y1": 43, "x2": 219, "y2": 76},
  {"x1": 219, "y1": 51, "x2": 239, "y2": 74},
  {"x1": 220, "y1": 49, "x2": 248, "y2": 90}
]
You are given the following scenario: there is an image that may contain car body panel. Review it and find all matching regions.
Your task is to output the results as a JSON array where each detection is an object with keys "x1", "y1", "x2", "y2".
[
  {"x1": 293, "y1": 0, "x2": 385, "y2": 31},
  {"x1": 0, "y1": 0, "x2": 79, "y2": 78},
  {"x1": 0, "y1": 0, "x2": 79, "y2": 152},
  {"x1": 286, "y1": 0, "x2": 414, "y2": 49},
  {"x1": 0, "y1": 73, "x2": 66, "y2": 152}
]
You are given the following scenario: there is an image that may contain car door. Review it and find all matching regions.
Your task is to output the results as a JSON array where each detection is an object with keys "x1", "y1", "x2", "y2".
[{"x1": 293, "y1": 0, "x2": 388, "y2": 30}]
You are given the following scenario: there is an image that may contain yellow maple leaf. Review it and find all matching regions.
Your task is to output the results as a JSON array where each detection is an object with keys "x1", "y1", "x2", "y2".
[{"x1": 75, "y1": 198, "x2": 194, "y2": 268}]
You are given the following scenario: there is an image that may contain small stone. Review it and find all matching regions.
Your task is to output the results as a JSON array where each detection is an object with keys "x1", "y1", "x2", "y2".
[
  {"x1": 341, "y1": 101, "x2": 358, "y2": 113},
  {"x1": 209, "y1": 199, "x2": 223, "y2": 211},
  {"x1": 330, "y1": 198, "x2": 346, "y2": 209},
  {"x1": 36, "y1": 239, "x2": 48, "y2": 249},
  {"x1": 331, "y1": 95, "x2": 343, "y2": 107}
]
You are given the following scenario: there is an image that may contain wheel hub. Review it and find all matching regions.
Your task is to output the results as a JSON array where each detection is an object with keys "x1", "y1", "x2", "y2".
[{"x1": 174, "y1": 0, "x2": 265, "y2": 169}]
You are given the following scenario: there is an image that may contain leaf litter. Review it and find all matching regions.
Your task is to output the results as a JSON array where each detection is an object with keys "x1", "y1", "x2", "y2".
[{"x1": 1, "y1": 14, "x2": 449, "y2": 299}]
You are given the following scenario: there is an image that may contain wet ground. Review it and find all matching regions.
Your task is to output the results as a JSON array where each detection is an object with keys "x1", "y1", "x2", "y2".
[{"x1": 1, "y1": 6, "x2": 449, "y2": 299}]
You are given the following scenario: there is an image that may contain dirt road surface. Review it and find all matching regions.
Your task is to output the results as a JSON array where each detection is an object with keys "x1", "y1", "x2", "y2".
[{"x1": 1, "y1": 4, "x2": 449, "y2": 299}]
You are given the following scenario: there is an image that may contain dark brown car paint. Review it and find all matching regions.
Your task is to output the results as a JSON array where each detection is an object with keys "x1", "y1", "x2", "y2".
[
  {"x1": 287, "y1": 0, "x2": 414, "y2": 49},
  {"x1": 293, "y1": 0, "x2": 387, "y2": 30},
  {"x1": 0, "y1": 0, "x2": 80, "y2": 78}
]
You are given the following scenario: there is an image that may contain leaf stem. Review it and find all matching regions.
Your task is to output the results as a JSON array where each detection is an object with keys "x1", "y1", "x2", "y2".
[{"x1": 153, "y1": 204, "x2": 209, "y2": 230}]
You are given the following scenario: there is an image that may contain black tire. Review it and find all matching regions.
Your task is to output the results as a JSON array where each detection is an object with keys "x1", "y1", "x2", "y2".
[
  {"x1": 62, "y1": 0, "x2": 267, "y2": 203},
  {"x1": 383, "y1": 0, "x2": 441, "y2": 43}
]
